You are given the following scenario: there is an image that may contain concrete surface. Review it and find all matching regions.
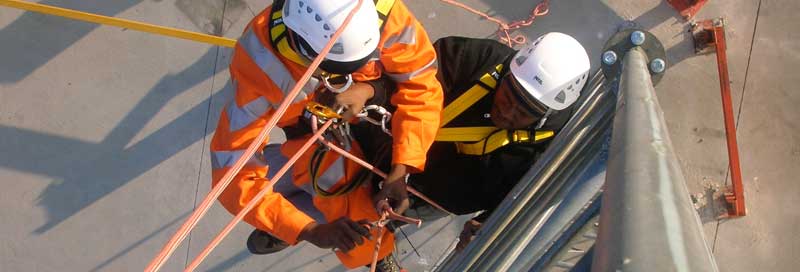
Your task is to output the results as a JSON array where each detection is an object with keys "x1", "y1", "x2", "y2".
[
  {"x1": 712, "y1": 1, "x2": 800, "y2": 271},
  {"x1": 0, "y1": 0, "x2": 797, "y2": 271}
]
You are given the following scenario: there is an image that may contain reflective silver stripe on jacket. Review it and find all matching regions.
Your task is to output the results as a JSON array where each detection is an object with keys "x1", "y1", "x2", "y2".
[
  {"x1": 296, "y1": 156, "x2": 348, "y2": 195},
  {"x1": 383, "y1": 24, "x2": 417, "y2": 49},
  {"x1": 210, "y1": 149, "x2": 267, "y2": 169},
  {"x1": 386, "y1": 59, "x2": 437, "y2": 82},
  {"x1": 225, "y1": 80, "x2": 272, "y2": 132},
  {"x1": 315, "y1": 156, "x2": 346, "y2": 191},
  {"x1": 239, "y1": 29, "x2": 320, "y2": 102}
]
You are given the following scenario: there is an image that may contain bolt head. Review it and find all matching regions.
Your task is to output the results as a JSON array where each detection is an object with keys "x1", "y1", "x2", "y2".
[
  {"x1": 602, "y1": 51, "x2": 618, "y2": 65},
  {"x1": 650, "y1": 58, "x2": 666, "y2": 73},
  {"x1": 630, "y1": 31, "x2": 646, "y2": 46}
]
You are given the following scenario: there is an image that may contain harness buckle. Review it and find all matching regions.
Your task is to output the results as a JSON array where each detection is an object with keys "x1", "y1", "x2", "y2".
[{"x1": 305, "y1": 101, "x2": 352, "y2": 148}]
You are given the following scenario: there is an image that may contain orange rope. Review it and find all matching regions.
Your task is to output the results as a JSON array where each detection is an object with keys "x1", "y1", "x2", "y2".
[
  {"x1": 144, "y1": 0, "x2": 366, "y2": 271},
  {"x1": 318, "y1": 139, "x2": 453, "y2": 214},
  {"x1": 369, "y1": 212, "x2": 388, "y2": 272},
  {"x1": 438, "y1": 0, "x2": 550, "y2": 47},
  {"x1": 184, "y1": 120, "x2": 333, "y2": 271}
]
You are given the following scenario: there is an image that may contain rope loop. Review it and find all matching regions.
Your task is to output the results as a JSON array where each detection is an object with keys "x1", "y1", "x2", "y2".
[{"x1": 440, "y1": 0, "x2": 550, "y2": 47}]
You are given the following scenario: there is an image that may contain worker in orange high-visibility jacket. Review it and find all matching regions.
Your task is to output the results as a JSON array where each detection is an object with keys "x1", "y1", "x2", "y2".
[{"x1": 209, "y1": 0, "x2": 442, "y2": 270}]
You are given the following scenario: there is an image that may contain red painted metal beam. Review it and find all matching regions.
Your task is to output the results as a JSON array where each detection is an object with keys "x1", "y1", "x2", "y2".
[
  {"x1": 692, "y1": 18, "x2": 746, "y2": 217},
  {"x1": 667, "y1": 0, "x2": 709, "y2": 19}
]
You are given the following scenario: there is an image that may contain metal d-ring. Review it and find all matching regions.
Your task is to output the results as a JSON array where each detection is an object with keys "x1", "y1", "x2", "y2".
[{"x1": 322, "y1": 73, "x2": 353, "y2": 93}]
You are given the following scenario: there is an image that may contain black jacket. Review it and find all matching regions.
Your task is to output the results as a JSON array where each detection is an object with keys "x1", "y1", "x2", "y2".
[{"x1": 353, "y1": 37, "x2": 575, "y2": 217}]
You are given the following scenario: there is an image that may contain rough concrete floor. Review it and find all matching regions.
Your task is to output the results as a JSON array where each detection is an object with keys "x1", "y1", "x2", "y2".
[{"x1": 0, "y1": 0, "x2": 797, "y2": 271}]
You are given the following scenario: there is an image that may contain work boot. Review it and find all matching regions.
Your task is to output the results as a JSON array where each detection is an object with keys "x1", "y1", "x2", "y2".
[
  {"x1": 246, "y1": 229, "x2": 289, "y2": 255},
  {"x1": 371, "y1": 254, "x2": 403, "y2": 272}
]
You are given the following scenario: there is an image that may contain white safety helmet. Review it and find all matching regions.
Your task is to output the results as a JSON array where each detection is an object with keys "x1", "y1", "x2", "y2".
[
  {"x1": 510, "y1": 32, "x2": 591, "y2": 110},
  {"x1": 283, "y1": 0, "x2": 380, "y2": 63}
]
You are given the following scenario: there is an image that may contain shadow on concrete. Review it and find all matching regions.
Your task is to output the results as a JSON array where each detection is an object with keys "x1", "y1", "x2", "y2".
[
  {"x1": 0, "y1": 0, "x2": 143, "y2": 84},
  {"x1": 255, "y1": 243, "x2": 313, "y2": 271},
  {"x1": 204, "y1": 248, "x2": 252, "y2": 272},
  {"x1": 89, "y1": 210, "x2": 192, "y2": 272},
  {"x1": 200, "y1": 243, "x2": 342, "y2": 272},
  {"x1": 278, "y1": 249, "x2": 339, "y2": 272},
  {"x1": 0, "y1": 48, "x2": 227, "y2": 234},
  {"x1": 0, "y1": 0, "x2": 243, "y2": 84}
]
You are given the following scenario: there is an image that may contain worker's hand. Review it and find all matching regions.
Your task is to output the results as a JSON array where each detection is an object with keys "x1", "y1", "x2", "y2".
[
  {"x1": 456, "y1": 219, "x2": 482, "y2": 251},
  {"x1": 374, "y1": 164, "x2": 410, "y2": 215},
  {"x1": 298, "y1": 218, "x2": 372, "y2": 252},
  {"x1": 336, "y1": 82, "x2": 375, "y2": 121}
]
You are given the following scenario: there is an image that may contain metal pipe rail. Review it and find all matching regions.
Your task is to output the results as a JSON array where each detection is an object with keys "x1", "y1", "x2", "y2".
[
  {"x1": 436, "y1": 69, "x2": 616, "y2": 271},
  {"x1": 591, "y1": 47, "x2": 718, "y2": 271}
]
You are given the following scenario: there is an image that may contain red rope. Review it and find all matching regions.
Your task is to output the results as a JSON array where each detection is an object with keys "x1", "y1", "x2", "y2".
[
  {"x1": 439, "y1": 0, "x2": 550, "y2": 47},
  {"x1": 184, "y1": 120, "x2": 334, "y2": 271},
  {"x1": 145, "y1": 0, "x2": 367, "y2": 271}
]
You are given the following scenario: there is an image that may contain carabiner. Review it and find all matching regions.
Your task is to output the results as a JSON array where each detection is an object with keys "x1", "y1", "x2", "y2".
[{"x1": 321, "y1": 73, "x2": 353, "y2": 93}]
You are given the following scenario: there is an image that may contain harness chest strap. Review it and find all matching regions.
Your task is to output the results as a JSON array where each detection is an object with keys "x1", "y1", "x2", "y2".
[
  {"x1": 439, "y1": 64, "x2": 504, "y2": 127},
  {"x1": 435, "y1": 64, "x2": 554, "y2": 155},
  {"x1": 441, "y1": 128, "x2": 554, "y2": 155}
]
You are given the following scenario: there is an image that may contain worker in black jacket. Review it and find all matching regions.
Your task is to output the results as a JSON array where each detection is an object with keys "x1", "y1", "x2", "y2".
[
  {"x1": 350, "y1": 32, "x2": 592, "y2": 250},
  {"x1": 252, "y1": 33, "x2": 592, "y2": 255}
]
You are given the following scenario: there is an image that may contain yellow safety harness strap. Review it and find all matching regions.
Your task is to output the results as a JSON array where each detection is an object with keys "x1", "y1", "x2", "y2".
[
  {"x1": 0, "y1": 0, "x2": 236, "y2": 48},
  {"x1": 268, "y1": 5, "x2": 309, "y2": 66},
  {"x1": 439, "y1": 64, "x2": 504, "y2": 127},
  {"x1": 436, "y1": 127, "x2": 554, "y2": 143},
  {"x1": 435, "y1": 127, "x2": 499, "y2": 142},
  {"x1": 374, "y1": 0, "x2": 396, "y2": 30},
  {"x1": 453, "y1": 129, "x2": 555, "y2": 155},
  {"x1": 434, "y1": 63, "x2": 556, "y2": 155}
]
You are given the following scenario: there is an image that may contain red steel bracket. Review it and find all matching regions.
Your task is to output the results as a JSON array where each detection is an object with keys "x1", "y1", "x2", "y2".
[
  {"x1": 692, "y1": 18, "x2": 746, "y2": 217},
  {"x1": 667, "y1": 0, "x2": 709, "y2": 19}
]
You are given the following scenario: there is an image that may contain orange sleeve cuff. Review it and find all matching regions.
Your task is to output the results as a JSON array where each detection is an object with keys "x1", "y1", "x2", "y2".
[
  {"x1": 213, "y1": 167, "x2": 315, "y2": 245},
  {"x1": 255, "y1": 192, "x2": 315, "y2": 244},
  {"x1": 391, "y1": 143, "x2": 426, "y2": 173}
]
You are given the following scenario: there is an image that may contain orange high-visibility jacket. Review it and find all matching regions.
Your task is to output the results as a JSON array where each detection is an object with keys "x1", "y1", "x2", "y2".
[{"x1": 209, "y1": 0, "x2": 442, "y2": 268}]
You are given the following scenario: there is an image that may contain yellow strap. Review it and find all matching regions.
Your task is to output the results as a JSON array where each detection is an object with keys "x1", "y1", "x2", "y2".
[
  {"x1": 435, "y1": 127, "x2": 498, "y2": 142},
  {"x1": 269, "y1": 21, "x2": 286, "y2": 39},
  {"x1": 437, "y1": 63, "x2": 556, "y2": 155},
  {"x1": 437, "y1": 127, "x2": 554, "y2": 144},
  {"x1": 0, "y1": 0, "x2": 236, "y2": 48},
  {"x1": 375, "y1": 0, "x2": 396, "y2": 27},
  {"x1": 455, "y1": 130, "x2": 555, "y2": 155},
  {"x1": 375, "y1": 0, "x2": 395, "y2": 17},
  {"x1": 439, "y1": 64, "x2": 503, "y2": 127},
  {"x1": 440, "y1": 85, "x2": 489, "y2": 128},
  {"x1": 276, "y1": 35, "x2": 308, "y2": 66},
  {"x1": 268, "y1": 10, "x2": 308, "y2": 66}
]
